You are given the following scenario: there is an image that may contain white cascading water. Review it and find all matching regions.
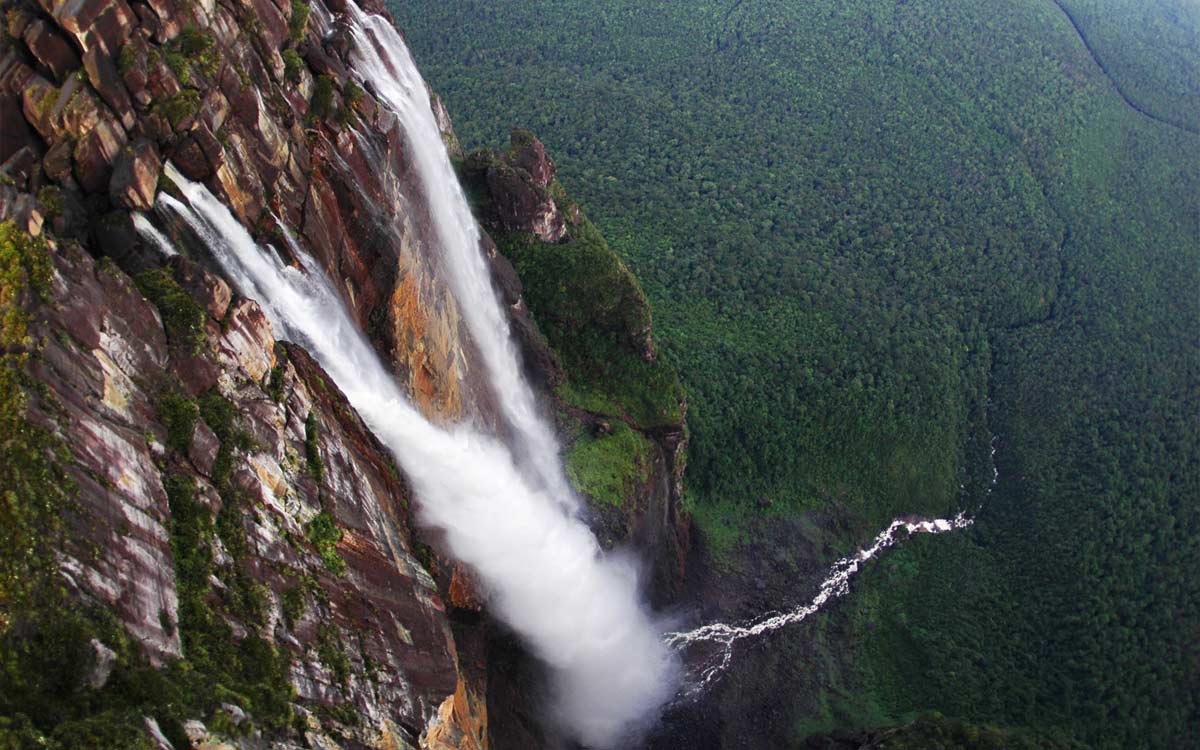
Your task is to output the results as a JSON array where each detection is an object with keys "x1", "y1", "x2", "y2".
[
  {"x1": 343, "y1": 1, "x2": 574, "y2": 508},
  {"x1": 665, "y1": 440, "x2": 998, "y2": 699},
  {"x1": 665, "y1": 512, "x2": 974, "y2": 697},
  {"x1": 132, "y1": 213, "x2": 177, "y2": 257},
  {"x1": 155, "y1": 167, "x2": 676, "y2": 748}
]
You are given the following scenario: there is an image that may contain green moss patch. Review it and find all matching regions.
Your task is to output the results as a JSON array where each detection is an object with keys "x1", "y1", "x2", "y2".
[
  {"x1": 305, "y1": 512, "x2": 345, "y2": 576},
  {"x1": 282, "y1": 49, "x2": 304, "y2": 84},
  {"x1": 0, "y1": 222, "x2": 66, "y2": 631},
  {"x1": 152, "y1": 90, "x2": 201, "y2": 131},
  {"x1": 197, "y1": 389, "x2": 254, "y2": 491},
  {"x1": 565, "y1": 422, "x2": 651, "y2": 508},
  {"x1": 309, "y1": 76, "x2": 335, "y2": 121},
  {"x1": 135, "y1": 268, "x2": 206, "y2": 354},
  {"x1": 288, "y1": 0, "x2": 311, "y2": 44},
  {"x1": 157, "y1": 391, "x2": 197, "y2": 454},
  {"x1": 164, "y1": 472, "x2": 295, "y2": 732},
  {"x1": 315, "y1": 625, "x2": 349, "y2": 685},
  {"x1": 303, "y1": 411, "x2": 324, "y2": 482}
]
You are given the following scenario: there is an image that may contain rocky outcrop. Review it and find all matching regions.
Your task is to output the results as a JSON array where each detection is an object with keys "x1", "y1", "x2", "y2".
[
  {"x1": 0, "y1": 0, "x2": 496, "y2": 425},
  {"x1": 109, "y1": 139, "x2": 161, "y2": 210},
  {"x1": 462, "y1": 130, "x2": 568, "y2": 243}
]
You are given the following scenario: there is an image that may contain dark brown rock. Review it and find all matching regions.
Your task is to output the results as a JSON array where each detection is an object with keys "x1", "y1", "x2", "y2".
[
  {"x1": 509, "y1": 128, "x2": 555, "y2": 188},
  {"x1": 73, "y1": 118, "x2": 127, "y2": 193},
  {"x1": 43, "y1": 138, "x2": 75, "y2": 184},
  {"x1": 41, "y1": 0, "x2": 139, "y2": 57},
  {"x1": 485, "y1": 163, "x2": 567, "y2": 243},
  {"x1": 430, "y1": 90, "x2": 462, "y2": 159},
  {"x1": 198, "y1": 88, "x2": 230, "y2": 134},
  {"x1": 168, "y1": 254, "x2": 232, "y2": 320},
  {"x1": 116, "y1": 35, "x2": 153, "y2": 106},
  {"x1": 139, "y1": 0, "x2": 183, "y2": 43},
  {"x1": 244, "y1": 0, "x2": 288, "y2": 50},
  {"x1": 0, "y1": 94, "x2": 35, "y2": 164},
  {"x1": 109, "y1": 139, "x2": 160, "y2": 211},
  {"x1": 301, "y1": 42, "x2": 349, "y2": 80},
  {"x1": 189, "y1": 420, "x2": 221, "y2": 477},
  {"x1": 83, "y1": 46, "x2": 136, "y2": 130},
  {"x1": 23, "y1": 19, "x2": 81, "y2": 83},
  {"x1": 91, "y1": 210, "x2": 159, "y2": 274},
  {"x1": 20, "y1": 73, "x2": 61, "y2": 141},
  {"x1": 168, "y1": 136, "x2": 211, "y2": 181},
  {"x1": 130, "y1": 2, "x2": 163, "y2": 42},
  {"x1": 0, "y1": 186, "x2": 45, "y2": 236},
  {"x1": 2, "y1": 146, "x2": 41, "y2": 192},
  {"x1": 0, "y1": 50, "x2": 37, "y2": 93},
  {"x1": 482, "y1": 232, "x2": 522, "y2": 306}
]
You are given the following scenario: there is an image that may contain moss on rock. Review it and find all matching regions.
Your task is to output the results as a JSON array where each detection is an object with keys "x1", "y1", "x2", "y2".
[
  {"x1": 305, "y1": 512, "x2": 345, "y2": 576},
  {"x1": 0, "y1": 221, "x2": 67, "y2": 632},
  {"x1": 157, "y1": 391, "x2": 198, "y2": 454},
  {"x1": 565, "y1": 422, "x2": 652, "y2": 508},
  {"x1": 135, "y1": 267, "x2": 207, "y2": 354}
]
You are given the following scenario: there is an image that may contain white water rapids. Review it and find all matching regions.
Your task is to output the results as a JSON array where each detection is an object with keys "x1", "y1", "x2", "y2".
[{"x1": 664, "y1": 512, "x2": 974, "y2": 698}]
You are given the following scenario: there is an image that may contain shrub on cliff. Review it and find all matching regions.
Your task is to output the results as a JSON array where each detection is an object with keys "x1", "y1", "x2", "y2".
[{"x1": 288, "y1": 0, "x2": 311, "y2": 44}]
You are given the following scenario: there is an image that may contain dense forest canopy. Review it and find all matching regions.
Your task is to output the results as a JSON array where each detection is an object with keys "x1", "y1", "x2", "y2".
[{"x1": 390, "y1": 0, "x2": 1199, "y2": 747}]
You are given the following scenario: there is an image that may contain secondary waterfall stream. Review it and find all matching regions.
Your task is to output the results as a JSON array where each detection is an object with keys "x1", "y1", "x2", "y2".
[
  {"x1": 665, "y1": 439, "x2": 998, "y2": 700},
  {"x1": 665, "y1": 512, "x2": 974, "y2": 698}
]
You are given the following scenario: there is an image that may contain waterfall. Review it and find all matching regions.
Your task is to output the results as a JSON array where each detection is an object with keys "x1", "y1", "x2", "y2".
[
  {"x1": 343, "y1": 1, "x2": 574, "y2": 509},
  {"x1": 133, "y1": 213, "x2": 177, "y2": 257},
  {"x1": 157, "y1": 167, "x2": 676, "y2": 748}
]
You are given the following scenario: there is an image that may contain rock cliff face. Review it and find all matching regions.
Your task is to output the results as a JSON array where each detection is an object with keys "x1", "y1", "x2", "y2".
[
  {"x1": 1, "y1": 0, "x2": 493, "y2": 423},
  {"x1": 0, "y1": 0, "x2": 688, "y2": 748}
]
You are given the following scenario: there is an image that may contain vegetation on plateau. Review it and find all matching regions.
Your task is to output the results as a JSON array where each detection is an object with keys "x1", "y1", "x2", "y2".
[
  {"x1": 494, "y1": 218, "x2": 684, "y2": 430},
  {"x1": 393, "y1": 0, "x2": 1199, "y2": 746},
  {"x1": 565, "y1": 421, "x2": 652, "y2": 508}
]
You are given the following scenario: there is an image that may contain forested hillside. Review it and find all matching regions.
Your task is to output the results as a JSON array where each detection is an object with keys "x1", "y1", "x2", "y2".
[
  {"x1": 1056, "y1": 0, "x2": 1200, "y2": 133},
  {"x1": 390, "y1": 0, "x2": 1199, "y2": 746}
]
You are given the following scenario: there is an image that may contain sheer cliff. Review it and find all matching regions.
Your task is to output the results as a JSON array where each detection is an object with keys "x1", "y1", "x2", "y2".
[{"x1": 0, "y1": 0, "x2": 689, "y2": 748}]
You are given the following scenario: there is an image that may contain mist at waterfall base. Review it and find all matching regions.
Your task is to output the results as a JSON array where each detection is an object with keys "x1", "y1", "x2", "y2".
[{"x1": 153, "y1": 168, "x2": 677, "y2": 748}]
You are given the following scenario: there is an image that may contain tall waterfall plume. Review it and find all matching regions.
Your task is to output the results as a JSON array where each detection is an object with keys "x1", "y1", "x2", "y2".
[
  {"x1": 344, "y1": 1, "x2": 575, "y2": 509},
  {"x1": 156, "y1": 165, "x2": 677, "y2": 748}
]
